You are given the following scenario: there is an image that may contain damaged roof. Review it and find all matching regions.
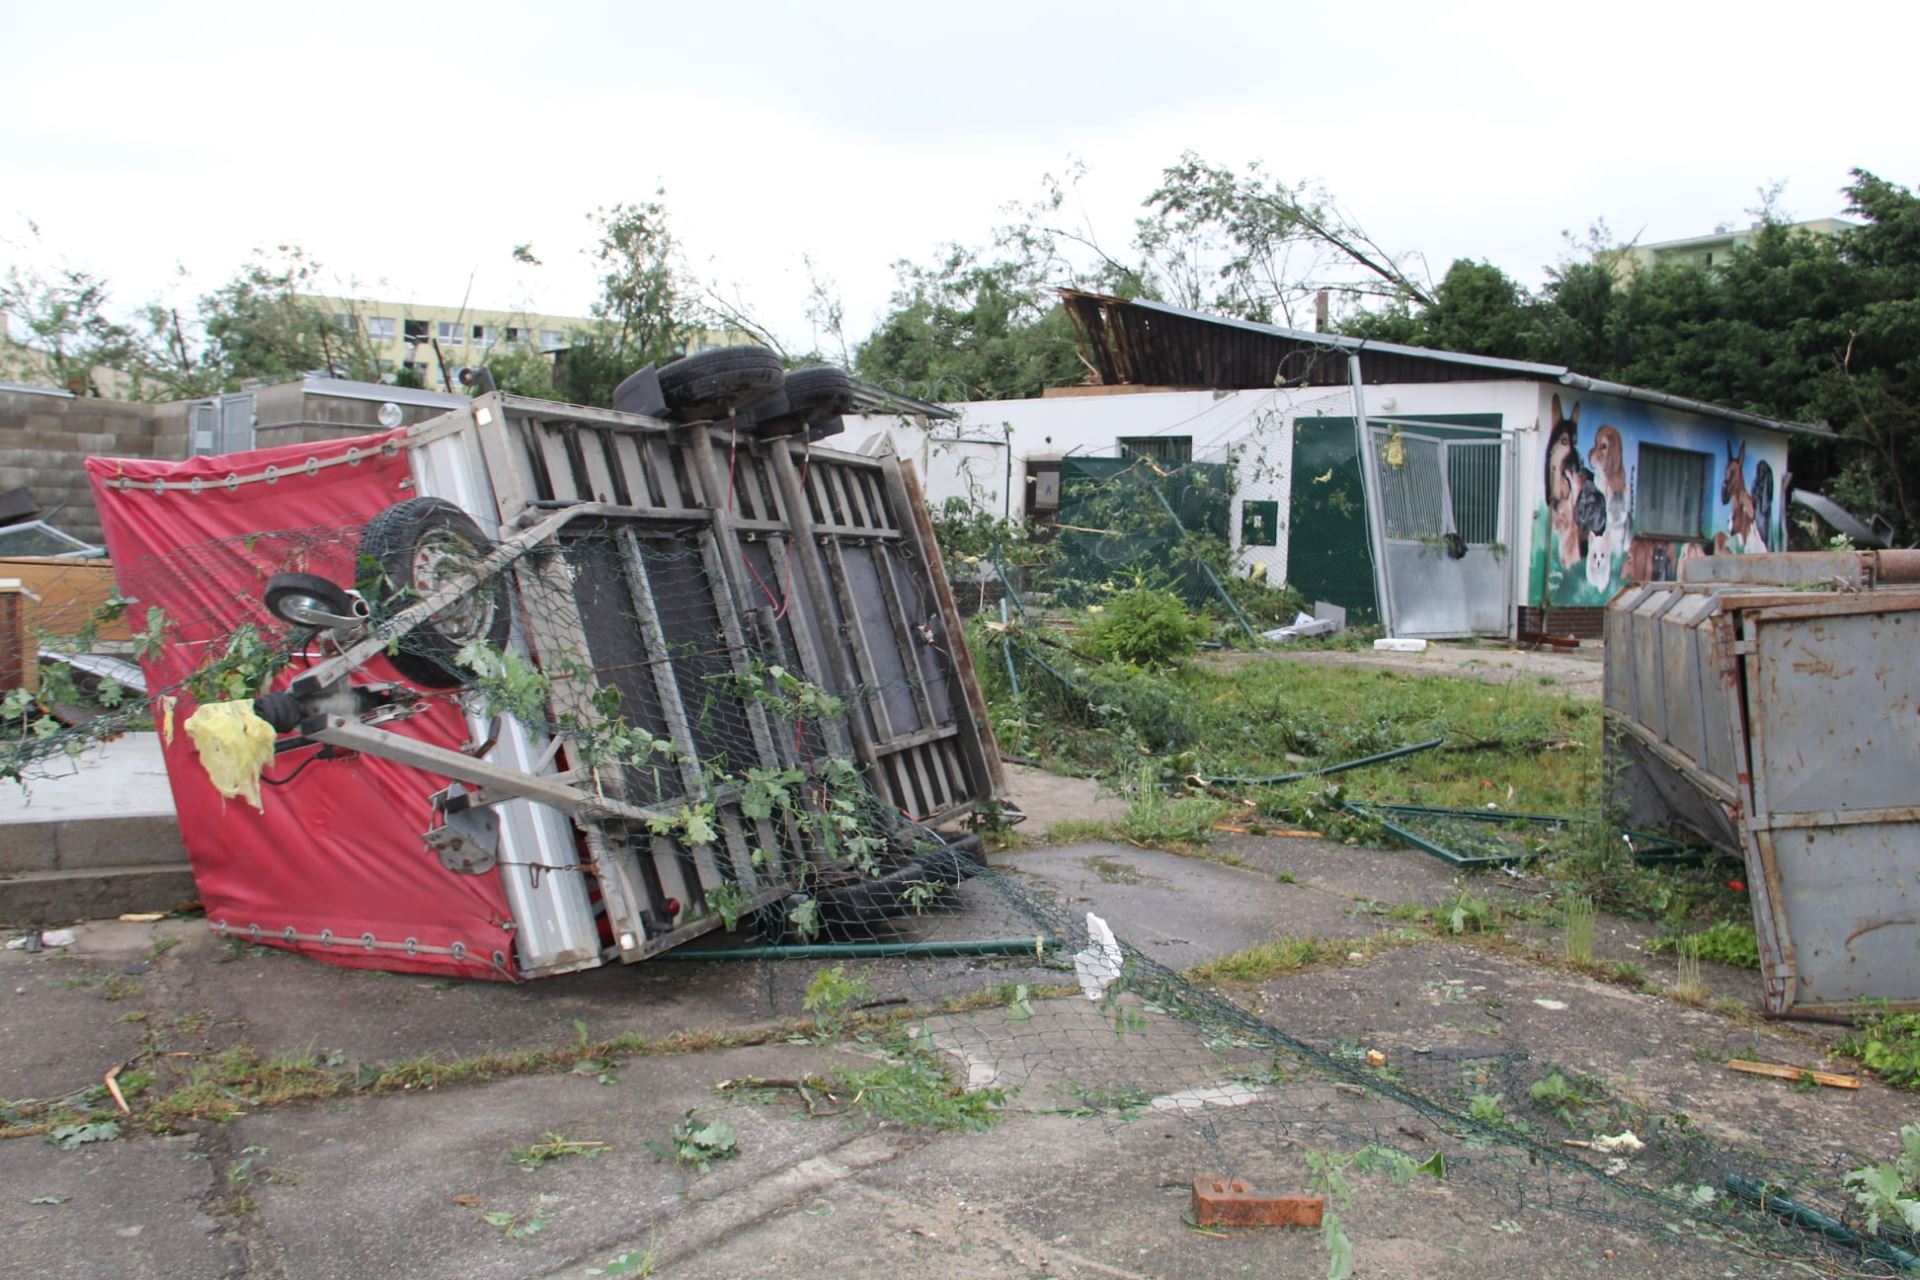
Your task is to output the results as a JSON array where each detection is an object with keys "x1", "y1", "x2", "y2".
[{"x1": 1059, "y1": 290, "x2": 1831, "y2": 438}]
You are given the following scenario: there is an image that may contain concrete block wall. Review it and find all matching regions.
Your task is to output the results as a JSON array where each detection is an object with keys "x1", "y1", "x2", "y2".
[{"x1": 0, "y1": 391, "x2": 187, "y2": 544}]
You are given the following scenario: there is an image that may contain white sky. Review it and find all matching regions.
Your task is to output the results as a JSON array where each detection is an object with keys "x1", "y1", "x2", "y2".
[{"x1": 5, "y1": 0, "x2": 1916, "y2": 354}]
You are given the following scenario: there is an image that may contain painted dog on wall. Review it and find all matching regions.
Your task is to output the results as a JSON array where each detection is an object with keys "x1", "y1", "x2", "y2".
[
  {"x1": 1546, "y1": 396, "x2": 1607, "y2": 571},
  {"x1": 1585, "y1": 424, "x2": 1629, "y2": 589}
]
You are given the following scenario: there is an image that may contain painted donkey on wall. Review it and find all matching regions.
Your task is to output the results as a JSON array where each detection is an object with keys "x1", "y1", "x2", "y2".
[{"x1": 1722, "y1": 441, "x2": 1770, "y2": 553}]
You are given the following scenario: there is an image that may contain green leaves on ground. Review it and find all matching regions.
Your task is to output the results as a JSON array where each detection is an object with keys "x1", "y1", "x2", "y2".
[
  {"x1": 1842, "y1": 1003, "x2": 1920, "y2": 1091},
  {"x1": 649, "y1": 1110, "x2": 738, "y2": 1173},
  {"x1": 46, "y1": 1121, "x2": 119, "y2": 1150}
]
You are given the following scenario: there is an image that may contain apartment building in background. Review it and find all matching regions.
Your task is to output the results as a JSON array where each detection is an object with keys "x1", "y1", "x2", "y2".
[
  {"x1": 305, "y1": 297, "x2": 760, "y2": 387},
  {"x1": 1606, "y1": 217, "x2": 1858, "y2": 280},
  {"x1": 303, "y1": 297, "x2": 593, "y2": 387}
]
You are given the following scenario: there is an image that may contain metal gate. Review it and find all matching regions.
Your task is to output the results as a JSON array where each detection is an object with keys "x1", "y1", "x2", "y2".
[
  {"x1": 189, "y1": 392, "x2": 256, "y2": 456},
  {"x1": 1359, "y1": 425, "x2": 1511, "y2": 638}
]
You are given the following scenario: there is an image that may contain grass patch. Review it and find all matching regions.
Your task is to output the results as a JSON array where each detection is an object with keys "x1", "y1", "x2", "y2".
[
  {"x1": 1185, "y1": 934, "x2": 1402, "y2": 987},
  {"x1": 1560, "y1": 895, "x2": 1596, "y2": 965},
  {"x1": 1041, "y1": 818, "x2": 1116, "y2": 844},
  {"x1": 977, "y1": 630, "x2": 1599, "y2": 813}
]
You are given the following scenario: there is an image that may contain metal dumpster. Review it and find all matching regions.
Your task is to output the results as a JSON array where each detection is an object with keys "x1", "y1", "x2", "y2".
[{"x1": 1605, "y1": 550, "x2": 1920, "y2": 1015}]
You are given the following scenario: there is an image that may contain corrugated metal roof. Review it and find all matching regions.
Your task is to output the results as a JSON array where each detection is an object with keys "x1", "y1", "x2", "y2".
[{"x1": 1059, "y1": 290, "x2": 1830, "y2": 438}]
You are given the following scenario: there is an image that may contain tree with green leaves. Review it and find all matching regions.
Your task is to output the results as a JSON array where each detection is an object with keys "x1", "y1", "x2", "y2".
[
  {"x1": 0, "y1": 225, "x2": 139, "y2": 395},
  {"x1": 490, "y1": 198, "x2": 701, "y2": 407}
]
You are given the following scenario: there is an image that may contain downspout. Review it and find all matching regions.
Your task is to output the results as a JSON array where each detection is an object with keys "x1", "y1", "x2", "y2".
[{"x1": 1347, "y1": 353, "x2": 1394, "y2": 635}]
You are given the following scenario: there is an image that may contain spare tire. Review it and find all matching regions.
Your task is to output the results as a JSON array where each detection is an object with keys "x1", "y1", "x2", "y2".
[
  {"x1": 752, "y1": 365, "x2": 857, "y2": 439},
  {"x1": 781, "y1": 366, "x2": 857, "y2": 422},
  {"x1": 657, "y1": 345, "x2": 785, "y2": 422},
  {"x1": 356, "y1": 498, "x2": 513, "y2": 689}
]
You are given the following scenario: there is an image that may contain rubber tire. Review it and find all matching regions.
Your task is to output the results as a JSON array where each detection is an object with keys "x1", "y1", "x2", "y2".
[
  {"x1": 752, "y1": 366, "x2": 857, "y2": 439},
  {"x1": 264, "y1": 572, "x2": 357, "y2": 627},
  {"x1": 356, "y1": 498, "x2": 512, "y2": 689},
  {"x1": 657, "y1": 345, "x2": 785, "y2": 422},
  {"x1": 780, "y1": 366, "x2": 857, "y2": 424}
]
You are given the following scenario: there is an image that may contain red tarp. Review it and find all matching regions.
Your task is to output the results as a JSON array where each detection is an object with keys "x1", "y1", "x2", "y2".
[{"x1": 88, "y1": 431, "x2": 520, "y2": 980}]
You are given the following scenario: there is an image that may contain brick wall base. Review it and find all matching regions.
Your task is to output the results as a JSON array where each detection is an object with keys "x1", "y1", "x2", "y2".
[{"x1": 1515, "y1": 605, "x2": 1607, "y2": 640}]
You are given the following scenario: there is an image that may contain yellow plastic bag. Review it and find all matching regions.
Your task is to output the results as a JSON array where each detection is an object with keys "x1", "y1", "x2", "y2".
[{"x1": 183, "y1": 700, "x2": 277, "y2": 812}]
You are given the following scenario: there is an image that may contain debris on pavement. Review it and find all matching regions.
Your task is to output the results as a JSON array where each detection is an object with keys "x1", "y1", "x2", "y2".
[
  {"x1": 1726, "y1": 1060, "x2": 1861, "y2": 1090},
  {"x1": 1073, "y1": 912, "x2": 1124, "y2": 1000},
  {"x1": 1190, "y1": 1176, "x2": 1324, "y2": 1228}
]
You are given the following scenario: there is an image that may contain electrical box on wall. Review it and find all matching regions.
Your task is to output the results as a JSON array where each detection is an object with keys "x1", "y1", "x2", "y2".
[
  {"x1": 1240, "y1": 499, "x2": 1280, "y2": 547},
  {"x1": 1028, "y1": 462, "x2": 1061, "y2": 510}
]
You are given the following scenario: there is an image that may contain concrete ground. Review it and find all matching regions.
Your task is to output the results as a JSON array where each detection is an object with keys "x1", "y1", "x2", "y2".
[
  {"x1": 3, "y1": 815, "x2": 1902, "y2": 1280},
  {"x1": 1211, "y1": 640, "x2": 1606, "y2": 700}
]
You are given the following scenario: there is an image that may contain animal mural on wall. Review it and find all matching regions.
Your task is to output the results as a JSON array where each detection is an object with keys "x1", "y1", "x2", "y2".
[
  {"x1": 1535, "y1": 394, "x2": 1784, "y2": 607},
  {"x1": 1721, "y1": 442, "x2": 1773, "y2": 553},
  {"x1": 1542, "y1": 398, "x2": 1622, "y2": 591}
]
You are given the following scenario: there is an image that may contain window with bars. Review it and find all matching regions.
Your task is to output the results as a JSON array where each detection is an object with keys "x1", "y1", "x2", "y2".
[
  {"x1": 1636, "y1": 444, "x2": 1708, "y2": 537},
  {"x1": 1117, "y1": 436, "x2": 1193, "y2": 465}
]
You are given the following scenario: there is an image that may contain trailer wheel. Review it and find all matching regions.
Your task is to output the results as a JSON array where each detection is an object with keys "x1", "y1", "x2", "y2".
[
  {"x1": 752, "y1": 365, "x2": 856, "y2": 439},
  {"x1": 781, "y1": 365, "x2": 857, "y2": 423},
  {"x1": 263, "y1": 572, "x2": 362, "y2": 629},
  {"x1": 356, "y1": 498, "x2": 512, "y2": 689},
  {"x1": 657, "y1": 345, "x2": 785, "y2": 422}
]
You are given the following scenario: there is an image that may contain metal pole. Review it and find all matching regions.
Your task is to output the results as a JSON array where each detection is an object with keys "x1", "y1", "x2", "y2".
[
  {"x1": 654, "y1": 936, "x2": 1056, "y2": 962},
  {"x1": 1348, "y1": 353, "x2": 1395, "y2": 636}
]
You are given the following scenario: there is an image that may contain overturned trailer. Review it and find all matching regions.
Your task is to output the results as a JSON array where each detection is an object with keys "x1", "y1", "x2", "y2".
[
  {"x1": 87, "y1": 372, "x2": 1004, "y2": 981},
  {"x1": 1604, "y1": 550, "x2": 1920, "y2": 1015}
]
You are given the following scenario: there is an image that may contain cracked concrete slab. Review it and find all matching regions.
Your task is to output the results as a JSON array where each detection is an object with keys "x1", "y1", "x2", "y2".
[{"x1": 0, "y1": 1132, "x2": 233, "y2": 1280}]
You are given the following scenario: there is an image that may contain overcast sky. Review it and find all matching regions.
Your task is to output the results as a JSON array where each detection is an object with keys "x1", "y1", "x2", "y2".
[{"x1": 5, "y1": 0, "x2": 1916, "y2": 354}]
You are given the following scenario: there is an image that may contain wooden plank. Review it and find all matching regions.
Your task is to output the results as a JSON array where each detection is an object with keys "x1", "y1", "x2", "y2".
[
  {"x1": 825, "y1": 539, "x2": 897, "y2": 743},
  {"x1": 610, "y1": 433, "x2": 650, "y2": 509},
  {"x1": 886, "y1": 456, "x2": 1007, "y2": 797},
  {"x1": 577, "y1": 428, "x2": 619, "y2": 504},
  {"x1": 1725, "y1": 1060, "x2": 1860, "y2": 1089},
  {"x1": 859, "y1": 471, "x2": 894, "y2": 532},
  {"x1": 761, "y1": 537, "x2": 851, "y2": 761},
  {"x1": 536, "y1": 423, "x2": 580, "y2": 501},
  {"x1": 867, "y1": 543, "x2": 937, "y2": 732},
  {"x1": 615, "y1": 528, "x2": 728, "y2": 900},
  {"x1": 769, "y1": 444, "x2": 882, "y2": 778}
]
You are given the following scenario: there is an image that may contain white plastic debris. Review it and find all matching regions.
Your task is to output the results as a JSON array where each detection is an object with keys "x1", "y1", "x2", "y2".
[
  {"x1": 1264, "y1": 611, "x2": 1341, "y2": 643},
  {"x1": 1373, "y1": 637, "x2": 1429, "y2": 653},
  {"x1": 1532, "y1": 998, "x2": 1569, "y2": 1010},
  {"x1": 1593, "y1": 1131, "x2": 1644, "y2": 1154},
  {"x1": 6, "y1": 928, "x2": 75, "y2": 949},
  {"x1": 1073, "y1": 913, "x2": 1125, "y2": 1002}
]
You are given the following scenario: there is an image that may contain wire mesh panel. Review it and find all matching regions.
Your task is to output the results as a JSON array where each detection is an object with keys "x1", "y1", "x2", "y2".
[
  {"x1": 1371, "y1": 429, "x2": 1449, "y2": 541},
  {"x1": 1448, "y1": 439, "x2": 1504, "y2": 546}
]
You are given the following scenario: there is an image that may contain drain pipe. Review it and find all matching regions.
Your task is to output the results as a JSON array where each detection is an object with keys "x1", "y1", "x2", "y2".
[{"x1": 1347, "y1": 353, "x2": 1394, "y2": 636}]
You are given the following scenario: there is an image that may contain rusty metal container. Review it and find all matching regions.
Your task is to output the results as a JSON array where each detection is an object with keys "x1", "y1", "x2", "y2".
[{"x1": 1605, "y1": 551, "x2": 1920, "y2": 1015}]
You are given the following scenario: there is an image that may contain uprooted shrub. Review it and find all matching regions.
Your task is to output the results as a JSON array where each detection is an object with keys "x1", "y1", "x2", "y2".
[{"x1": 1085, "y1": 588, "x2": 1208, "y2": 668}]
